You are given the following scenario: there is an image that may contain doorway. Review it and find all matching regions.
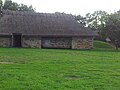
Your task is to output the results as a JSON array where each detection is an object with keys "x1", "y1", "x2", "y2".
[{"x1": 12, "y1": 33, "x2": 22, "y2": 47}]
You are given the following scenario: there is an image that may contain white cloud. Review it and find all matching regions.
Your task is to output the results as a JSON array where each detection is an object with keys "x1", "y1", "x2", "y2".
[{"x1": 3, "y1": 0, "x2": 120, "y2": 16}]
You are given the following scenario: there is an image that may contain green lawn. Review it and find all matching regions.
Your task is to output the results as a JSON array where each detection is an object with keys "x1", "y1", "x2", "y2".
[
  {"x1": 0, "y1": 41, "x2": 120, "y2": 90},
  {"x1": 94, "y1": 41, "x2": 114, "y2": 49}
]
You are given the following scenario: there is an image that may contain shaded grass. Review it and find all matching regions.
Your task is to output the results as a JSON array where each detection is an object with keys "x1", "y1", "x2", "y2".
[
  {"x1": 94, "y1": 41, "x2": 114, "y2": 49},
  {"x1": 0, "y1": 41, "x2": 120, "y2": 90}
]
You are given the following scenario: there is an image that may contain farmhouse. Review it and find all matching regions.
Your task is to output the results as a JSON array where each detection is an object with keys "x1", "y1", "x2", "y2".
[{"x1": 0, "y1": 10, "x2": 96, "y2": 49}]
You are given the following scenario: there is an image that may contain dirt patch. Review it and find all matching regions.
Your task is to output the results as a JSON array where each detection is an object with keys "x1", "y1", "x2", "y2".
[
  {"x1": 0, "y1": 62, "x2": 15, "y2": 64},
  {"x1": 65, "y1": 75, "x2": 80, "y2": 80}
]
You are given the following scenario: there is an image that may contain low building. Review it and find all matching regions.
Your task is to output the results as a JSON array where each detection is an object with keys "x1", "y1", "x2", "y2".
[{"x1": 0, "y1": 10, "x2": 97, "y2": 49}]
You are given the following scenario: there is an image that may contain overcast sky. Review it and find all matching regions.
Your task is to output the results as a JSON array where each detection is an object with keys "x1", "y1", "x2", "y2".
[{"x1": 4, "y1": 0, "x2": 120, "y2": 16}]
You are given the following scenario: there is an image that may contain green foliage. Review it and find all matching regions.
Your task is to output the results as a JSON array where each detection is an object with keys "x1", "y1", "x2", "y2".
[
  {"x1": 105, "y1": 13, "x2": 120, "y2": 49},
  {"x1": 0, "y1": 0, "x2": 2, "y2": 10},
  {"x1": 1, "y1": 0, "x2": 35, "y2": 11},
  {"x1": 85, "y1": 10, "x2": 109, "y2": 32},
  {"x1": 74, "y1": 15, "x2": 86, "y2": 26},
  {"x1": 0, "y1": 0, "x2": 2, "y2": 6},
  {"x1": 75, "y1": 11, "x2": 109, "y2": 39},
  {"x1": 0, "y1": 48, "x2": 120, "y2": 90}
]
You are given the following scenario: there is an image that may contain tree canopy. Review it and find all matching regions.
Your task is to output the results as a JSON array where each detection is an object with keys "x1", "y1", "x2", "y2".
[
  {"x1": 85, "y1": 11, "x2": 109, "y2": 32},
  {"x1": 74, "y1": 10, "x2": 109, "y2": 35},
  {"x1": 105, "y1": 13, "x2": 120, "y2": 49},
  {"x1": 0, "y1": 0, "x2": 35, "y2": 11},
  {"x1": 74, "y1": 15, "x2": 86, "y2": 26}
]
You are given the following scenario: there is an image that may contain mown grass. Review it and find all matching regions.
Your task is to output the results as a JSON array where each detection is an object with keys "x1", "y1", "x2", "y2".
[
  {"x1": 94, "y1": 41, "x2": 114, "y2": 49},
  {"x1": 0, "y1": 41, "x2": 120, "y2": 90}
]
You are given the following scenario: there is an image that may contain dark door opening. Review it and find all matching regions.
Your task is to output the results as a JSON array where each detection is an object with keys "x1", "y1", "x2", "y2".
[{"x1": 12, "y1": 33, "x2": 22, "y2": 47}]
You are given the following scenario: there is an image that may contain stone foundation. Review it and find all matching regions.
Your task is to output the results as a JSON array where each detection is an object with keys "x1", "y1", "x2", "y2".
[
  {"x1": 0, "y1": 36, "x2": 94, "y2": 49},
  {"x1": 72, "y1": 37, "x2": 93, "y2": 49},
  {"x1": 0, "y1": 36, "x2": 11, "y2": 47},
  {"x1": 22, "y1": 36, "x2": 41, "y2": 48},
  {"x1": 41, "y1": 37, "x2": 71, "y2": 48}
]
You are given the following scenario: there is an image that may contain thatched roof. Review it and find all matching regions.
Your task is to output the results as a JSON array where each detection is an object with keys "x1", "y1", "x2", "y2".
[{"x1": 0, "y1": 10, "x2": 96, "y2": 36}]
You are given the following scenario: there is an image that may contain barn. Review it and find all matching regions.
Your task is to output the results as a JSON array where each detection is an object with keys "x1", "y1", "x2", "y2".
[{"x1": 0, "y1": 10, "x2": 97, "y2": 49}]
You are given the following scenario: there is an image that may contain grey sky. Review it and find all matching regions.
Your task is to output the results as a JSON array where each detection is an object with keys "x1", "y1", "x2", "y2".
[{"x1": 3, "y1": 0, "x2": 120, "y2": 16}]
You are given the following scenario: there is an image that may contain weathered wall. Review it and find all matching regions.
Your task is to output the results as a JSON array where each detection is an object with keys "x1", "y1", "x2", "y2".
[
  {"x1": 0, "y1": 36, "x2": 94, "y2": 49},
  {"x1": 41, "y1": 37, "x2": 71, "y2": 48},
  {"x1": 22, "y1": 36, "x2": 93, "y2": 49},
  {"x1": 22, "y1": 36, "x2": 41, "y2": 48},
  {"x1": 0, "y1": 36, "x2": 11, "y2": 47},
  {"x1": 72, "y1": 37, "x2": 93, "y2": 49}
]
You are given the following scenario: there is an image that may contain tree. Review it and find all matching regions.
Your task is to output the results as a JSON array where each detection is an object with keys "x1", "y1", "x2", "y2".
[
  {"x1": 0, "y1": 0, "x2": 3, "y2": 17},
  {"x1": 1, "y1": 0, "x2": 35, "y2": 11},
  {"x1": 0, "y1": 0, "x2": 2, "y2": 9},
  {"x1": 0, "y1": 0, "x2": 2, "y2": 7},
  {"x1": 85, "y1": 10, "x2": 109, "y2": 33},
  {"x1": 74, "y1": 15, "x2": 86, "y2": 26},
  {"x1": 18, "y1": 4, "x2": 35, "y2": 11},
  {"x1": 3, "y1": 0, "x2": 19, "y2": 10},
  {"x1": 105, "y1": 13, "x2": 120, "y2": 50}
]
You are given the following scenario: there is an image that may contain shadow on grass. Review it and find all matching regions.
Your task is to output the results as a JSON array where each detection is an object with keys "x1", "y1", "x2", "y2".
[
  {"x1": 90, "y1": 48, "x2": 120, "y2": 52},
  {"x1": 47, "y1": 47, "x2": 120, "y2": 52},
  {"x1": 0, "y1": 47, "x2": 120, "y2": 53}
]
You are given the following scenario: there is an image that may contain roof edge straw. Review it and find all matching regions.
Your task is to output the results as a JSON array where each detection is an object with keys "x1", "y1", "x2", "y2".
[{"x1": 0, "y1": 10, "x2": 97, "y2": 37}]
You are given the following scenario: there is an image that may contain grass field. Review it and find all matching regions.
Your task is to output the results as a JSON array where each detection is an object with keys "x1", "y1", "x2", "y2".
[{"x1": 0, "y1": 41, "x2": 120, "y2": 90}]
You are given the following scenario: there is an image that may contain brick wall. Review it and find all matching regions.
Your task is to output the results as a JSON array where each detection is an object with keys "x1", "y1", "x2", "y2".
[
  {"x1": 22, "y1": 36, "x2": 41, "y2": 48},
  {"x1": 72, "y1": 37, "x2": 93, "y2": 49}
]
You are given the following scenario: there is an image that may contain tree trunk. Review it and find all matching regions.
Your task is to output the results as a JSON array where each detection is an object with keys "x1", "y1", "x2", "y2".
[{"x1": 115, "y1": 45, "x2": 119, "y2": 50}]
